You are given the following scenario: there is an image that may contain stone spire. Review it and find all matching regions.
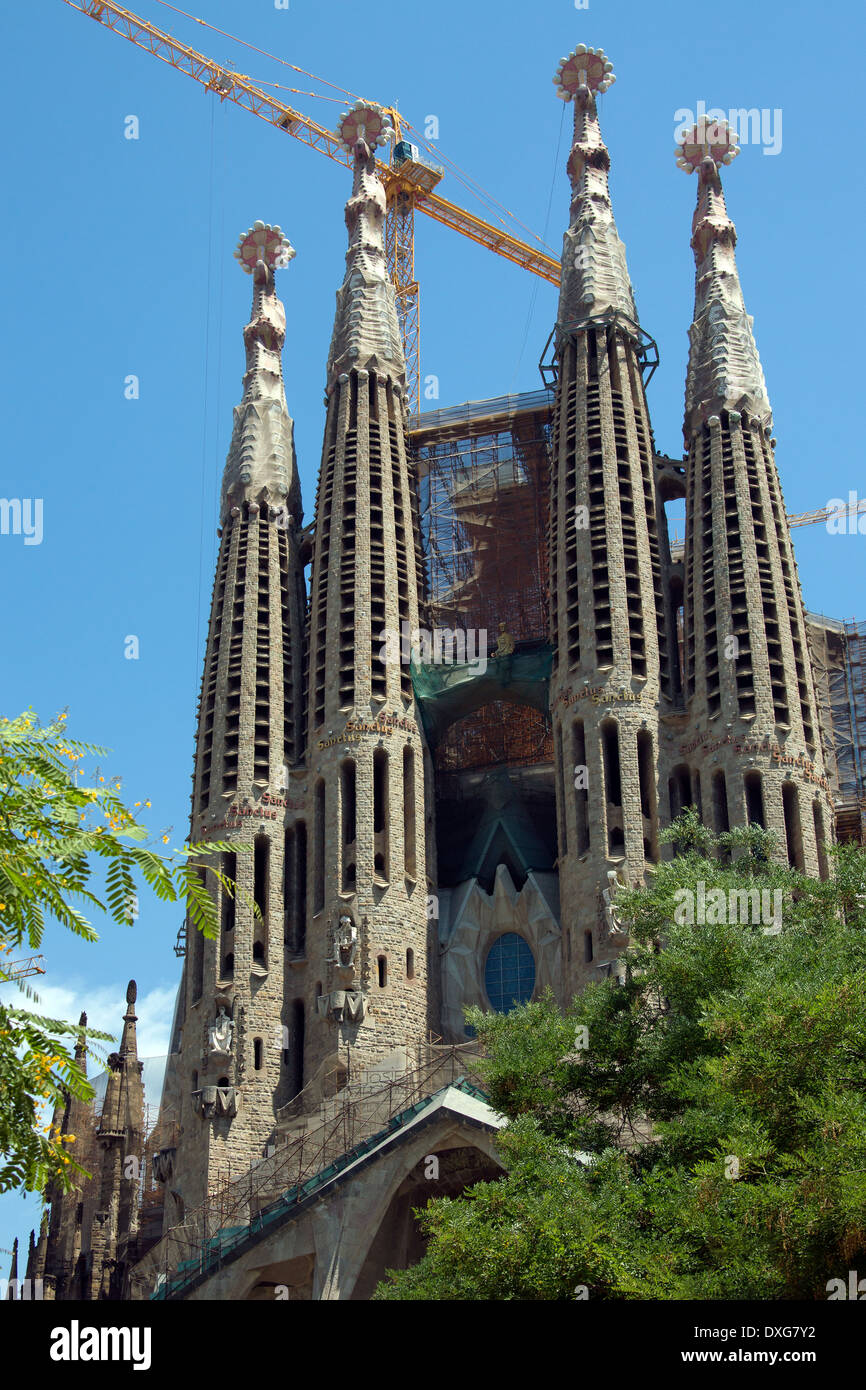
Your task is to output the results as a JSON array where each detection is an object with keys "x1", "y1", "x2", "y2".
[
  {"x1": 90, "y1": 983, "x2": 145, "y2": 1299},
  {"x1": 547, "y1": 46, "x2": 669, "y2": 1000},
  {"x1": 677, "y1": 121, "x2": 772, "y2": 438},
  {"x1": 326, "y1": 101, "x2": 405, "y2": 390},
  {"x1": 674, "y1": 122, "x2": 832, "y2": 878},
  {"x1": 553, "y1": 45, "x2": 637, "y2": 327},
  {"x1": 5, "y1": 1238, "x2": 18, "y2": 1297},
  {"x1": 222, "y1": 223, "x2": 300, "y2": 526},
  {"x1": 303, "y1": 101, "x2": 432, "y2": 1083},
  {"x1": 98, "y1": 981, "x2": 142, "y2": 1140}
]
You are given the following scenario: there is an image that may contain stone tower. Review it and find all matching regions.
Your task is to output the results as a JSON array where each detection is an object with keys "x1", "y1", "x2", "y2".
[
  {"x1": 548, "y1": 47, "x2": 669, "y2": 990},
  {"x1": 675, "y1": 122, "x2": 833, "y2": 873},
  {"x1": 89, "y1": 980, "x2": 145, "y2": 1299},
  {"x1": 167, "y1": 222, "x2": 308, "y2": 1213},
  {"x1": 39, "y1": 1012, "x2": 91, "y2": 1299},
  {"x1": 303, "y1": 103, "x2": 433, "y2": 1082}
]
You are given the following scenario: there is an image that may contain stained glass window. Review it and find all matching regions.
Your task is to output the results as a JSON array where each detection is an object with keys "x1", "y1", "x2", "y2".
[{"x1": 484, "y1": 932, "x2": 536, "y2": 1014}]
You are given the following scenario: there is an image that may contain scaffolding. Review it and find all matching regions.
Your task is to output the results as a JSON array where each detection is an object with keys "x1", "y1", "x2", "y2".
[
  {"x1": 128, "y1": 1043, "x2": 485, "y2": 1301},
  {"x1": 410, "y1": 391, "x2": 554, "y2": 771},
  {"x1": 805, "y1": 614, "x2": 866, "y2": 843}
]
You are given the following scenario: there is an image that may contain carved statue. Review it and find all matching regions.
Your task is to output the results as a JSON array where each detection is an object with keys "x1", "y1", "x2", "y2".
[
  {"x1": 208, "y1": 1007, "x2": 234, "y2": 1055},
  {"x1": 333, "y1": 913, "x2": 359, "y2": 969},
  {"x1": 601, "y1": 869, "x2": 626, "y2": 940},
  {"x1": 494, "y1": 621, "x2": 515, "y2": 657}
]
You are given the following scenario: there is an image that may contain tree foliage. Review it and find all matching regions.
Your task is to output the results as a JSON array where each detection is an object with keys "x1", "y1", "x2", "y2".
[
  {"x1": 375, "y1": 816, "x2": 866, "y2": 1300},
  {"x1": 0, "y1": 710, "x2": 245, "y2": 1195}
]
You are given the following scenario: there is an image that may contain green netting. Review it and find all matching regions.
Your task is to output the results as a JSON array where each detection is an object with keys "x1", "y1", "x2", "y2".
[{"x1": 410, "y1": 642, "x2": 553, "y2": 746}]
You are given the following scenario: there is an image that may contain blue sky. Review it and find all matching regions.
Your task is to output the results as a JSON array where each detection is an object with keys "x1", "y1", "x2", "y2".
[{"x1": 1, "y1": 0, "x2": 864, "y2": 1261}]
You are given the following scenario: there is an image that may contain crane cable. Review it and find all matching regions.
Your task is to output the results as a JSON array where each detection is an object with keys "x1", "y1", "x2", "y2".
[{"x1": 146, "y1": 0, "x2": 553, "y2": 254}]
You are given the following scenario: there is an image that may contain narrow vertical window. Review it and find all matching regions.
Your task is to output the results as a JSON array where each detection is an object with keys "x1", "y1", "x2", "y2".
[
  {"x1": 341, "y1": 760, "x2": 356, "y2": 892},
  {"x1": 377, "y1": 955, "x2": 387, "y2": 988},
  {"x1": 744, "y1": 772, "x2": 765, "y2": 828},
  {"x1": 290, "y1": 1000, "x2": 305, "y2": 1099},
  {"x1": 636, "y1": 729, "x2": 657, "y2": 861},
  {"x1": 254, "y1": 1038, "x2": 263, "y2": 1071},
  {"x1": 314, "y1": 782, "x2": 325, "y2": 914},
  {"x1": 406, "y1": 947, "x2": 415, "y2": 979},
  {"x1": 373, "y1": 749, "x2": 389, "y2": 881},
  {"x1": 221, "y1": 852, "x2": 236, "y2": 936},
  {"x1": 573, "y1": 719, "x2": 590, "y2": 855},
  {"x1": 584, "y1": 930, "x2": 593, "y2": 964},
  {"x1": 254, "y1": 835, "x2": 269, "y2": 920},
  {"x1": 295, "y1": 821, "x2": 307, "y2": 951},
  {"x1": 782, "y1": 782, "x2": 804, "y2": 870},
  {"x1": 403, "y1": 746, "x2": 416, "y2": 880},
  {"x1": 813, "y1": 801, "x2": 828, "y2": 881}
]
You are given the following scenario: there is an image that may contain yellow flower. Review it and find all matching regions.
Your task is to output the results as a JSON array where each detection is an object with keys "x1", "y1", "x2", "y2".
[{"x1": 162, "y1": 835, "x2": 169, "y2": 844}]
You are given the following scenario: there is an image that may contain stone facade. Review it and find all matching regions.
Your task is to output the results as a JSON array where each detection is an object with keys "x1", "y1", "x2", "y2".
[{"x1": 21, "y1": 53, "x2": 853, "y2": 1301}]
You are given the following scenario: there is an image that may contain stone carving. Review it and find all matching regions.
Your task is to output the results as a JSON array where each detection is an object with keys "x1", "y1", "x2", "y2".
[
  {"x1": 333, "y1": 914, "x2": 359, "y2": 970},
  {"x1": 494, "y1": 623, "x2": 515, "y2": 657},
  {"x1": 199, "y1": 1085, "x2": 237, "y2": 1119},
  {"x1": 151, "y1": 1148, "x2": 175, "y2": 1185},
  {"x1": 315, "y1": 989, "x2": 366, "y2": 1024},
  {"x1": 208, "y1": 1007, "x2": 234, "y2": 1056},
  {"x1": 601, "y1": 869, "x2": 629, "y2": 945}
]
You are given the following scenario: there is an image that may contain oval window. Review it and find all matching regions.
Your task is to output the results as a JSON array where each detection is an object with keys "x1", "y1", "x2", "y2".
[{"x1": 484, "y1": 933, "x2": 535, "y2": 1014}]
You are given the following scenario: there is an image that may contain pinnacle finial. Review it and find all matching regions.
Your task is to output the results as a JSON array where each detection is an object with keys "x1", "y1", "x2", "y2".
[
  {"x1": 553, "y1": 45, "x2": 615, "y2": 100},
  {"x1": 233, "y1": 222, "x2": 295, "y2": 274},
  {"x1": 676, "y1": 119, "x2": 740, "y2": 173},
  {"x1": 336, "y1": 101, "x2": 394, "y2": 154},
  {"x1": 126, "y1": 979, "x2": 137, "y2": 1006}
]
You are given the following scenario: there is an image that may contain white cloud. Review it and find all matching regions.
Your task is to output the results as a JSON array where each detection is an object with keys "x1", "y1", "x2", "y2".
[{"x1": 2, "y1": 977, "x2": 178, "y2": 1062}]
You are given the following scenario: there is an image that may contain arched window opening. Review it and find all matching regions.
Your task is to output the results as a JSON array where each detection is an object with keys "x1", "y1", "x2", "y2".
[
  {"x1": 601, "y1": 719, "x2": 622, "y2": 807},
  {"x1": 403, "y1": 746, "x2": 417, "y2": 880},
  {"x1": 813, "y1": 801, "x2": 829, "y2": 881},
  {"x1": 573, "y1": 719, "x2": 590, "y2": 855},
  {"x1": 744, "y1": 771, "x2": 765, "y2": 828},
  {"x1": 314, "y1": 781, "x2": 325, "y2": 914},
  {"x1": 340, "y1": 760, "x2": 357, "y2": 895},
  {"x1": 406, "y1": 947, "x2": 415, "y2": 979},
  {"x1": 254, "y1": 835, "x2": 269, "y2": 921},
  {"x1": 289, "y1": 999, "x2": 305, "y2": 1100},
  {"x1": 221, "y1": 852, "x2": 236, "y2": 935},
  {"x1": 782, "y1": 781, "x2": 805, "y2": 871},
  {"x1": 637, "y1": 729, "x2": 658, "y2": 861},
  {"x1": 669, "y1": 765, "x2": 692, "y2": 821},
  {"x1": 373, "y1": 749, "x2": 389, "y2": 881},
  {"x1": 295, "y1": 821, "x2": 307, "y2": 952}
]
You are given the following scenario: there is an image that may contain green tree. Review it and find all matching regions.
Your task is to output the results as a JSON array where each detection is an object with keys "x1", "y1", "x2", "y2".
[
  {"x1": 374, "y1": 814, "x2": 866, "y2": 1300},
  {"x1": 0, "y1": 710, "x2": 242, "y2": 1195}
]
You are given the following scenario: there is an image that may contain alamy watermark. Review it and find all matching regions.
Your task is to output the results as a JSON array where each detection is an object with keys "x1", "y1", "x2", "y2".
[
  {"x1": 378, "y1": 622, "x2": 487, "y2": 675},
  {"x1": 0, "y1": 498, "x2": 43, "y2": 546},
  {"x1": 674, "y1": 102, "x2": 782, "y2": 157},
  {"x1": 674, "y1": 883, "x2": 783, "y2": 929}
]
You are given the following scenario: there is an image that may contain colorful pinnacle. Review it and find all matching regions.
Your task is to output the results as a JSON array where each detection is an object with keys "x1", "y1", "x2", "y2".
[
  {"x1": 675, "y1": 118, "x2": 740, "y2": 173},
  {"x1": 553, "y1": 45, "x2": 615, "y2": 99},
  {"x1": 336, "y1": 100, "x2": 394, "y2": 154},
  {"x1": 233, "y1": 221, "x2": 295, "y2": 273}
]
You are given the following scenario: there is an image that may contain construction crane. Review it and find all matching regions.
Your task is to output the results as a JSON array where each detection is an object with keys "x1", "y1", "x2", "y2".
[
  {"x1": 668, "y1": 496, "x2": 866, "y2": 561},
  {"x1": 1, "y1": 955, "x2": 46, "y2": 983},
  {"x1": 60, "y1": 0, "x2": 561, "y2": 411}
]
